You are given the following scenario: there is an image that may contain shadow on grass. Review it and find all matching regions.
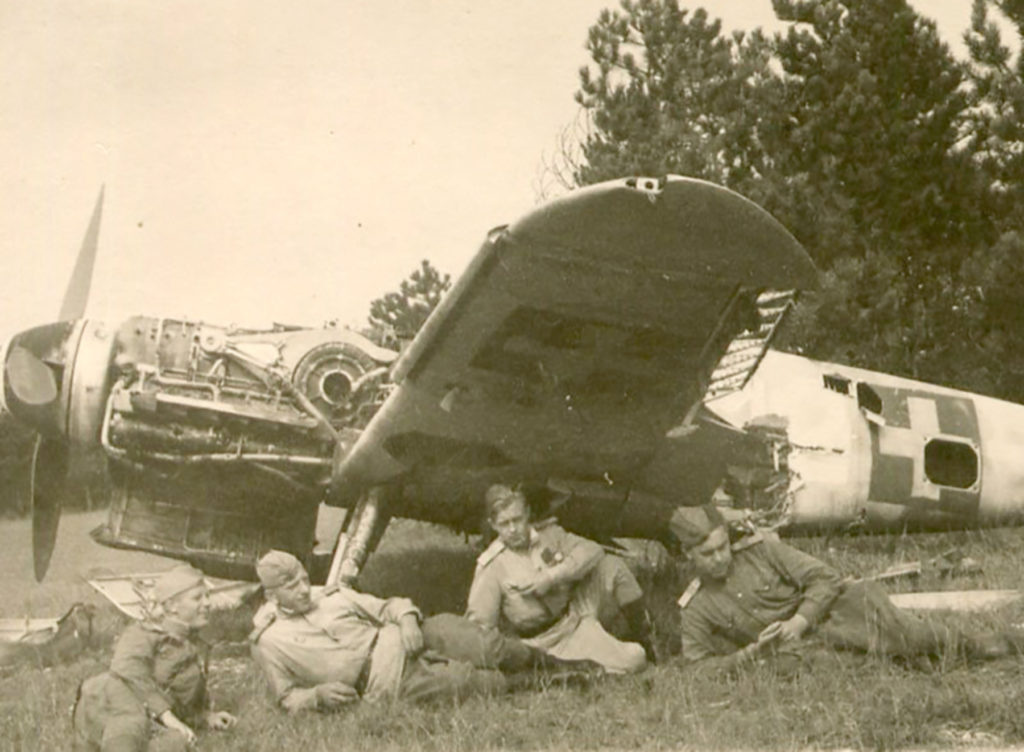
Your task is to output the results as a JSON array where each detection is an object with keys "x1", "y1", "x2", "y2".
[{"x1": 359, "y1": 546, "x2": 479, "y2": 616}]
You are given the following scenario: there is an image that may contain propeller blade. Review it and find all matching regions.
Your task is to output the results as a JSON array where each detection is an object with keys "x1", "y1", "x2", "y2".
[
  {"x1": 5, "y1": 345, "x2": 58, "y2": 407},
  {"x1": 58, "y1": 186, "x2": 104, "y2": 322},
  {"x1": 31, "y1": 435, "x2": 68, "y2": 581}
]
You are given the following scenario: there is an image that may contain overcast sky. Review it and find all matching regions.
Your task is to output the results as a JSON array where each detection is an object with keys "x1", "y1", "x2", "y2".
[{"x1": 0, "y1": 1, "x2": 990, "y2": 336}]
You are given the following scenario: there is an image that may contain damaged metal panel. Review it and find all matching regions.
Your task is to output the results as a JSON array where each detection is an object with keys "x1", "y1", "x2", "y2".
[{"x1": 87, "y1": 573, "x2": 258, "y2": 620}]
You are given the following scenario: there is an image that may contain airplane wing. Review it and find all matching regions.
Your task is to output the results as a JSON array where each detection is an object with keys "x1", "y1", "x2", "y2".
[
  {"x1": 86, "y1": 571, "x2": 259, "y2": 620},
  {"x1": 331, "y1": 176, "x2": 818, "y2": 532}
]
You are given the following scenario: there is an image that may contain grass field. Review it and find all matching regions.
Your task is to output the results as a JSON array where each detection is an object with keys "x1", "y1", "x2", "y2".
[{"x1": 4, "y1": 510, "x2": 1024, "y2": 750}]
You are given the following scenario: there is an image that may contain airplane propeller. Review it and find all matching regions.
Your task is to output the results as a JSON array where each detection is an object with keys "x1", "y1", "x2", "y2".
[
  {"x1": 30, "y1": 436, "x2": 69, "y2": 580},
  {"x1": 59, "y1": 186, "x2": 103, "y2": 322},
  {"x1": 2, "y1": 187, "x2": 105, "y2": 580}
]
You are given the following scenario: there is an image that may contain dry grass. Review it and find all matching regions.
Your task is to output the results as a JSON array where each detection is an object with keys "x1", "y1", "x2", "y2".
[{"x1": 4, "y1": 511, "x2": 1024, "y2": 750}]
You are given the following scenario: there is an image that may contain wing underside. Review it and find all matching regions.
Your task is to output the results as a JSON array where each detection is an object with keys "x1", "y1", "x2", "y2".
[{"x1": 331, "y1": 177, "x2": 817, "y2": 534}]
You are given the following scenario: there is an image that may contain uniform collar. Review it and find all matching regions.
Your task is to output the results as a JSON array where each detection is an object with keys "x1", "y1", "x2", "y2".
[
  {"x1": 277, "y1": 593, "x2": 321, "y2": 619},
  {"x1": 141, "y1": 617, "x2": 196, "y2": 643}
]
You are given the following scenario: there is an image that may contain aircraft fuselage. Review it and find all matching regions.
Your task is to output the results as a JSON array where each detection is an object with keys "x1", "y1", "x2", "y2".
[{"x1": 711, "y1": 349, "x2": 1024, "y2": 532}]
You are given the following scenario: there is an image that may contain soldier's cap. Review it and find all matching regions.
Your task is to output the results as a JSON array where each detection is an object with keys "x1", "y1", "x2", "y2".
[
  {"x1": 256, "y1": 549, "x2": 307, "y2": 590},
  {"x1": 153, "y1": 564, "x2": 207, "y2": 603},
  {"x1": 669, "y1": 504, "x2": 727, "y2": 550}
]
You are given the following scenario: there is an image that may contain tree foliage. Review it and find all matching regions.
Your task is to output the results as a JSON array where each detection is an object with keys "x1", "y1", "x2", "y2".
[
  {"x1": 367, "y1": 260, "x2": 452, "y2": 348},
  {"x1": 576, "y1": 2, "x2": 781, "y2": 187},
  {"x1": 572, "y1": 0, "x2": 1024, "y2": 400}
]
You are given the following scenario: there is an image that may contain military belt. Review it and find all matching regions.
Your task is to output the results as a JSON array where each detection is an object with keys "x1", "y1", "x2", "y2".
[{"x1": 514, "y1": 611, "x2": 566, "y2": 639}]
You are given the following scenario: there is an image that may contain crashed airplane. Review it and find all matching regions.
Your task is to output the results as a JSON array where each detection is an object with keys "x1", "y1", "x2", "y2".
[{"x1": 4, "y1": 176, "x2": 1023, "y2": 585}]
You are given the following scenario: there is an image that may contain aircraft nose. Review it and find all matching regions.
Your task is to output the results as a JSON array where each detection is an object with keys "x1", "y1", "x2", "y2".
[{"x1": 1, "y1": 321, "x2": 79, "y2": 438}]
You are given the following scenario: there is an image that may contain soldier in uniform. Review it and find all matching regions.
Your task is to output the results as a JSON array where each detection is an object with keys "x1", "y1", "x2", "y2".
[
  {"x1": 72, "y1": 564, "x2": 237, "y2": 751},
  {"x1": 250, "y1": 550, "x2": 599, "y2": 713},
  {"x1": 466, "y1": 484, "x2": 653, "y2": 674},
  {"x1": 673, "y1": 504, "x2": 1021, "y2": 672}
]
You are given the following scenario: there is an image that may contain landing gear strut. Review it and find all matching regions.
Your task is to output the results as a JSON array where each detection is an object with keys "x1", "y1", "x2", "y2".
[{"x1": 326, "y1": 486, "x2": 392, "y2": 586}]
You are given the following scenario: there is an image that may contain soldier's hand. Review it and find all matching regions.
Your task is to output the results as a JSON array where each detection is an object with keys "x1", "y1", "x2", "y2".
[
  {"x1": 159, "y1": 710, "x2": 197, "y2": 746},
  {"x1": 399, "y1": 614, "x2": 425, "y2": 656},
  {"x1": 777, "y1": 614, "x2": 810, "y2": 642},
  {"x1": 205, "y1": 710, "x2": 237, "y2": 731},
  {"x1": 315, "y1": 681, "x2": 359, "y2": 709},
  {"x1": 759, "y1": 614, "x2": 809, "y2": 645},
  {"x1": 757, "y1": 622, "x2": 783, "y2": 645}
]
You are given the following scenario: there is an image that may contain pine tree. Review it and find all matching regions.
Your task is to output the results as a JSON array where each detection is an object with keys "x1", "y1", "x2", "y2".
[
  {"x1": 572, "y1": 0, "x2": 1019, "y2": 396},
  {"x1": 367, "y1": 260, "x2": 452, "y2": 347},
  {"x1": 576, "y1": 1, "x2": 781, "y2": 188}
]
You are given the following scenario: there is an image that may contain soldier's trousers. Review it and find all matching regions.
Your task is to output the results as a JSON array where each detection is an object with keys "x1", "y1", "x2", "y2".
[
  {"x1": 587, "y1": 554, "x2": 646, "y2": 628},
  {"x1": 419, "y1": 613, "x2": 537, "y2": 672},
  {"x1": 525, "y1": 557, "x2": 647, "y2": 674},
  {"x1": 71, "y1": 673, "x2": 188, "y2": 752},
  {"x1": 418, "y1": 558, "x2": 645, "y2": 674},
  {"x1": 398, "y1": 651, "x2": 508, "y2": 704},
  {"x1": 817, "y1": 580, "x2": 1008, "y2": 660}
]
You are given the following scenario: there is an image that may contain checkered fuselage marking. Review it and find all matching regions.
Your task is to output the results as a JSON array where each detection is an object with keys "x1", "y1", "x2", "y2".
[{"x1": 866, "y1": 384, "x2": 980, "y2": 517}]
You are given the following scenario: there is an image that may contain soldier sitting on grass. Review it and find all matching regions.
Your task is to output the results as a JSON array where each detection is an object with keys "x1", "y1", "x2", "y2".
[
  {"x1": 250, "y1": 550, "x2": 600, "y2": 713},
  {"x1": 673, "y1": 504, "x2": 1023, "y2": 672},
  {"x1": 72, "y1": 564, "x2": 237, "y2": 751},
  {"x1": 466, "y1": 484, "x2": 655, "y2": 674}
]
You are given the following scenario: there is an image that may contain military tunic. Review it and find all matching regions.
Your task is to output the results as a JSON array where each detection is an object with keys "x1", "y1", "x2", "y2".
[
  {"x1": 467, "y1": 521, "x2": 646, "y2": 674},
  {"x1": 679, "y1": 534, "x2": 966, "y2": 666},
  {"x1": 251, "y1": 586, "x2": 505, "y2": 712},
  {"x1": 72, "y1": 621, "x2": 210, "y2": 752}
]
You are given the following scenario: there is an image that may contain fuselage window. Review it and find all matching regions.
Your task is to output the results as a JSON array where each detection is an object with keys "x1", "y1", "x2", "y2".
[{"x1": 924, "y1": 439, "x2": 978, "y2": 489}]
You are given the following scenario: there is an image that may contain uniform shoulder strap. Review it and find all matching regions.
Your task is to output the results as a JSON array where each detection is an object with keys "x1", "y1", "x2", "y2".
[
  {"x1": 248, "y1": 608, "x2": 278, "y2": 644},
  {"x1": 677, "y1": 577, "x2": 702, "y2": 609},
  {"x1": 533, "y1": 516, "x2": 558, "y2": 530},
  {"x1": 476, "y1": 537, "x2": 506, "y2": 570}
]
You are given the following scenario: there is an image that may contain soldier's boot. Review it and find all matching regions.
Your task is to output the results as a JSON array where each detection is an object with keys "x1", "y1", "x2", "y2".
[
  {"x1": 503, "y1": 649, "x2": 605, "y2": 692},
  {"x1": 498, "y1": 644, "x2": 604, "y2": 677},
  {"x1": 526, "y1": 649, "x2": 605, "y2": 678},
  {"x1": 964, "y1": 631, "x2": 1023, "y2": 661},
  {"x1": 621, "y1": 600, "x2": 659, "y2": 665}
]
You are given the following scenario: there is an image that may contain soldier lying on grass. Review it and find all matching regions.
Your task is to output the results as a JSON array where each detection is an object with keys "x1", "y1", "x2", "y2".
[
  {"x1": 672, "y1": 505, "x2": 1023, "y2": 673},
  {"x1": 250, "y1": 550, "x2": 601, "y2": 713}
]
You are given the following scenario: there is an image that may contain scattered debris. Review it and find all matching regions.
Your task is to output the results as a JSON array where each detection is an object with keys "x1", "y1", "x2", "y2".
[
  {"x1": 937, "y1": 725, "x2": 1003, "y2": 746},
  {"x1": 888, "y1": 590, "x2": 1022, "y2": 612},
  {"x1": 860, "y1": 548, "x2": 983, "y2": 584},
  {"x1": 861, "y1": 561, "x2": 923, "y2": 583},
  {"x1": 88, "y1": 571, "x2": 259, "y2": 620},
  {"x1": 928, "y1": 548, "x2": 982, "y2": 578},
  {"x1": 0, "y1": 603, "x2": 95, "y2": 673}
]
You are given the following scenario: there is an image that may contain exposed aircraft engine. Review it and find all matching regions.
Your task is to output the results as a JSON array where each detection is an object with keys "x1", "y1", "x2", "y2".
[
  {"x1": 1, "y1": 313, "x2": 396, "y2": 579},
  {"x1": 103, "y1": 316, "x2": 393, "y2": 465}
]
